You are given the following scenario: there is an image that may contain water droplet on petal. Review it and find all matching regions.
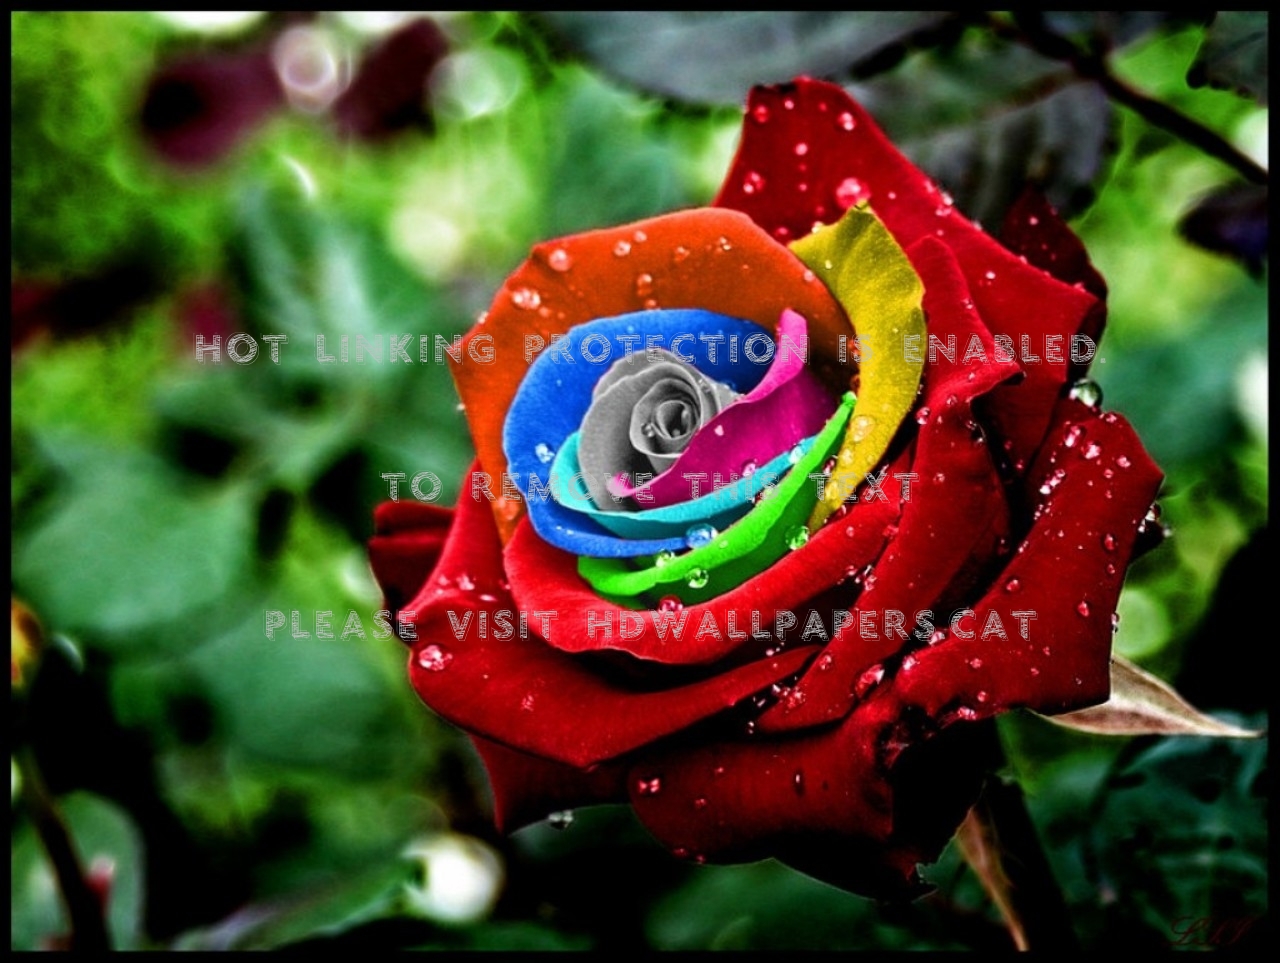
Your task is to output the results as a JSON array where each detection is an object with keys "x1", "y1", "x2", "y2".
[
  {"x1": 686, "y1": 568, "x2": 709, "y2": 590},
  {"x1": 534, "y1": 442, "x2": 554, "y2": 464},
  {"x1": 751, "y1": 103, "x2": 770, "y2": 124},
  {"x1": 854, "y1": 664, "x2": 885, "y2": 697},
  {"x1": 835, "y1": 176, "x2": 870, "y2": 210},
  {"x1": 816, "y1": 652, "x2": 835, "y2": 671},
  {"x1": 929, "y1": 629, "x2": 947, "y2": 645},
  {"x1": 417, "y1": 644, "x2": 453, "y2": 672},
  {"x1": 547, "y1": 248, "x2": 572, "y2": 272},
  {"x1": 685, "y1": 524, "x2": 717, "y2": 550},
  {"x1": 837, "y1": 110, "x2": 856, "y2": 131},
  {"x1": 850, "y1": 414, "x2": 875, "y2": 442},
  {"x1": 510, "y1": 287, "x2": 541, "y2": 310},
  {"x1": 975, "y1": 690, "x2": 989, "y2": 703},
  {"x1": 785, "y1": 525, "x2": 810, "y2": 551},
  {"x1": 456, "y1": 573, "x2": 475, "y2": 591},
  {"x1": 742, "y1": 170, "x2": 765, "y2": 194},
  {"x1": 654, "y1": 550, "x2": 677, "y2": 569},
  {"x1": 1005, "y1": 578, "x2": 1021, "y2": 593},
  {"x1": 793, "y1": 770, "x2": 805, "y2": 794},
  {"x1": 967, "y1": 657, "x2": 983, "y2": 670},
  {"x1": 1082, "y1": 442, "x2": 1102, "y2": 460},
  {"x1": 1102, "y1": 533, "x2": 1117, "y2": 552},
  {"x1": 1077, "y1": 600, "x2": 1091, "y2": 617},
  {"x1": 1116, "y1": 455, "x2": 1132, "y2": 469},
  {"x1": 672, "y1": 245, "x2": 691, "y2": 264},
  {"x1": 547, "y1": 809, "x2": 574, "y2": 829},
  {"x1": 635, "y1": 273, "x2": 654, "y2": 298},
  {"x1": 613, "y1": 239, "x2": 632, "y2": 257},
  {"x1": 1068, "y1": 378, "x2": 1103, "y2": 408},
  {"x1": 915, "y1": 406, "x2": 931, "y2": 425},
  {"x1": 741, "y1": 460, "x2": 757, "y2": 477},
  {"x1": 658, "y1": 595, "x2": 683, "y2": 613},
  {"x1": 1063, "y1": 424, "x2": 1083, "y2": 448},
  {"x1": 793, "y1": 141, "x2": 809, "y2": 156},
  {"x1": 636, "y1": 776, "x2": 662, "y2": 796}
]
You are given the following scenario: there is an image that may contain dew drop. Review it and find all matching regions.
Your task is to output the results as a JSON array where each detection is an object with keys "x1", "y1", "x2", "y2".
[
  {"x1": 416, "y1": 644, "x2": 453, "y2": 672},
  {"x1": 967, "y1": 657, "x2": 983, "y2": 670},
  {"x1": 975, "y1": 690, "x2": 989, "y2": 703},
  {"x1": 1063, "y1": 424, "x2": 1083, "y2": 448},
  {"x1": 547, "y1": 809, "x2": 574, "y2": 829},
  {"x1": 613, "y1": 239, "x2": 632, "y2": 257},
  {"x1": 547, "y1": 248, "x2": 573, "y2": 272},
  {"x1": 741, "y1": 459, "x2": 758, "y2": 477},
  {"x1": 1004, "y1": 577, "x2": 1021, "y2": 593},
  {"x1": 929, "y1": 629, "x2": 947, "y2": 646},
  {"x1": 510, "y1": 286, "x2": 541, "y2": 310},
  {"x1": 854, "y1": 664, "x2": 885, "y2": 697},
  {"x1": 717, "y1": 236, "x2": 733, "y2": 252},
  {"x1": 534, "y1": 442, "x2": 554, "y2": 464},
  {"x1": 835, "y1": 176, "x2": 870, "y2": 210},
  {"x1": 1068, "y1": 378, "x2": 1103, "y2": 408},
  {"x1": 694, "y1": 796, "x2": 708, "y2": 809},
  {"x1": 1116, "y1": 455, "x2": 1132, "y2": 469},
  {"x1": 915, "y1": 406, "x2": 932, "y2": 425},
  {"x1": 1082, "y1": 442, "x2": 1102, "y2": 460},
  {"x1": 850, "y1": 414, "x2": 875, "y2": 442},
  {"x1": 686, "y1": 568, "x2": 710, "y2": 590},
  {"x1": 671, "y1": 245, "x2": 691, "y2": 264},
  {"x1": 742, "y1": 170, "x2": 765, "y2": 194},
  {"x1": 685, "y1": 524, "x2": 717, "y2": 550},
  {"x1": 816, "y1": 652, "x2": 835, "y2": 672},
  {"x1": 634, "y1": 273, "x2": 655, "y2": 298},
  {"x1": 654, "y1": 550, "x2": 677, "y2": 568},
  {"x1": 658, "y1": 595, "x2": 683, "y2": 613},
  {"x1": 785, "y1": 525, "x2": 810, "y2": 550},
  {"x1": 837, "y1": 110, "x2": 856, "y2": 131},
  {"x1": 793, "y1": 770, "x2": 805, "y2": 795},
  {"x1": 1077, "y1": 600, "x2": 1091, "y2": 617},
  {"x1": 456, "y1": 573, "x2": 475, "y2": 591},
  {"x1": 751, "y1": 103, "x2": 770, "y2": 124},
  {"x1": 1102, "y1": 533, "x2": 1116, "y2": 552},
  {"x1": 788, "y1": 443, "x2": 805, "y2": 465},
  {"x1": 637, "y1": 776, "x2": 662, "y2": 796}
]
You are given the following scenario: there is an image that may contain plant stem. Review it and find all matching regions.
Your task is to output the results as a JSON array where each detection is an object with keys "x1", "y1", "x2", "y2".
[
  {"x1": 16, "y1": 747, "x2": 112, "y2": 952},
  {"x1": 956, "y1": 776, "x2": 1078, "y2": 952},
  {"x1": 994, "y1": 12, "x2": 1268, "y2": 186}
]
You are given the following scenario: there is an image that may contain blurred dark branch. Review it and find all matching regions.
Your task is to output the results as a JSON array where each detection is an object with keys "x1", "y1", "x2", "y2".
[
  {"x1": 993, "y1": 12, "x2": 1268, "y2": 186},
  {"x1": 16, "y1": 747, "x2": 113, "y2": 952}
]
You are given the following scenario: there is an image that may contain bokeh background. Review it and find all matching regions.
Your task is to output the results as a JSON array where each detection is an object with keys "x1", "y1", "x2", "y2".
[{"x1": 11, "y1": 12, "x2": 1267, "y2": 951}]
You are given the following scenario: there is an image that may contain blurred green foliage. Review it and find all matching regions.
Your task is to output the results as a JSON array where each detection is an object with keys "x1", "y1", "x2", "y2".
[{"x1": 11, "y1": 11, "x2": 1267, "y2": 951}]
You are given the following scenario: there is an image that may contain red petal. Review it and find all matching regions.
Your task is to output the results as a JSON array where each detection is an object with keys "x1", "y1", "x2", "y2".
[
  {"x1": 626, "y1": 690, "x2": 991, "y2": 897},
  {"x1": 759, "y1": 238, "x2": 1015, "y2": 731},
  {"x1": 453, "y1": 207, "x2": 854, "y2": 543},
  {"x1": 716, "y1": 78, "x2": 1097, "y2": 472},
  {"x1": 470, "y1": 735, "x2": 628, "y2": 833},
  {"x1": 368, "y1": 501, "x2": 454, "y2": 613},
  {"x1": 403, "y1": 469, "x2": 824, "y2": 768}
]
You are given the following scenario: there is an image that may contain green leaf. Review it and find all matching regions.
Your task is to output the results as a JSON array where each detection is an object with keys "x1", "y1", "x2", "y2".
[
  {"x1": 541, "y1": 12, "x2": 957, "y2": 105},
  {"x1": 1084, "y1": 718, "x2": 1267, "y2": 937},
  {"x1": 12, "y1": 448, "x2": 256, "y2": 645},
  {"x1": 1042, "y1": 656, "x2": 1262, "y2": 738},
  {"x1": 11, "y1": 792, "x2": 146, "y2": 950},
  {"x1": 1189, "y1": 12, "x2": 1268, "y2": 105}
]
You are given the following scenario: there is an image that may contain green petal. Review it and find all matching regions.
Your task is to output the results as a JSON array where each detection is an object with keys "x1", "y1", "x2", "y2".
[
  {"x1": 578, "y1": 393, "x2": 855, "y2": 607},
  {"x1": 789, "y1": 206, "x2": 925, "y2": 528}
]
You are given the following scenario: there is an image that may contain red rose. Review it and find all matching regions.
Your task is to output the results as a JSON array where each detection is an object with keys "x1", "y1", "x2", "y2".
[{"x1": 369, "y1": 78, "x2": 1162, "y2": 896}]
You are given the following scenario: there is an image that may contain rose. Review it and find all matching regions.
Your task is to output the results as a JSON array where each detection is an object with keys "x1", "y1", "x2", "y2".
[{"x1": 369, "y1": 77, "x2": 1162, "y2": 896}]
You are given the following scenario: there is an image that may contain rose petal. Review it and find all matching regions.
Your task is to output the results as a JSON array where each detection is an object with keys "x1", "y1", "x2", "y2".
[
  {"x1": 715, "y1": 78, "x2": 1098, "y2": 474},
  {"x1": 787, "y1": 207, "x2": 926, "y2": 527},
  {"x1": 759, "y1": 237, "x2": 1017, "y2": 732},
  {"x1": 549, "y1": 430, "x2": 810, "y2": 545},
  {"x1": 614, "y1": 309, "x2": 838, "y2": 507},
  {"x1": 625, "y1": 686, "x2": 990, "y2": 897},
  {"x1": 767, "y1": 402, "x2": 1162, "y2": 732},
  {"x1": 402, "y1": 470, "x2": 823, "y2": 768},
  {"x1": 470, "y1": 735, "x2": 629, "y2": 833},
  {"x1": 577, "y1": 346, "x2": 737, "y2": 506},
  {"x1": 368, "y1": 501, "x2": 455, "y2": 614},
  {"x1": 507, "y1": 310, "x2": 773, "y2": 556},
  {"x1": 456, "y1": 207, "x2": 856, "y2": 543},
  {"x1": 578, "y1": 394, "x2": 854, "y2": 605},
  {"x1": 505, "y1": 450, "x2": 906, "y2": 665}
]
